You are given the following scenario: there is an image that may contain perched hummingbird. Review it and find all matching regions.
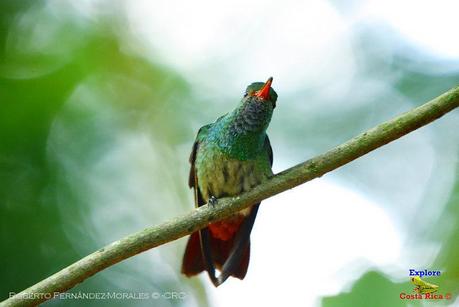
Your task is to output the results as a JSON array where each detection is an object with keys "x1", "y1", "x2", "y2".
[{"x1": 181, "y1": 77, "x2": 277, "y2": 286}]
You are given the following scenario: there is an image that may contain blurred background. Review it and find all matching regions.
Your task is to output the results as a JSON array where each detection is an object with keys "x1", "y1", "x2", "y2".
[{"x1": 1, "y1": 0, "x2": 458, "y2": 306}]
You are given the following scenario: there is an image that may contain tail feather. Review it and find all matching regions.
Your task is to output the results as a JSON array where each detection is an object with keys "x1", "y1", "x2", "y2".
[
  {"x1": 181, "y1": 230, "x2": 250, "y2": 279},
  {"x1": 181, "y1": 232, "x2": 205, "y2": 276}
]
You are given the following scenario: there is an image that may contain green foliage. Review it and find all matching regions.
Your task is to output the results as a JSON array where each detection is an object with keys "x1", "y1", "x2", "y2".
[
  {"x1": 322, "y1": 271, "x2": 419, "y2": 307},
  {"x1": 0, "y1": 2, "x2": 207, "y2": 306}
]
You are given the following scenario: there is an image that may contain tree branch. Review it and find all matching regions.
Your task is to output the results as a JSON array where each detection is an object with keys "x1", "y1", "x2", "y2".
[{"x1": 3, "y1": 86, "x2": 459, "y2": 306}]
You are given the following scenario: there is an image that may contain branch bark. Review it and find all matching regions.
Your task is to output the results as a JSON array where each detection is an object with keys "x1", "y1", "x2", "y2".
[{"x1": 3, "y1": 86, "x2": 459, "y2": 307}]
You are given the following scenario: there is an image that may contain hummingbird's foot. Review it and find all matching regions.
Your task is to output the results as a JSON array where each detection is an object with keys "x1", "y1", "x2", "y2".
[{"x1": 209, "y1": 196, "x2": 218, "y2": 208}]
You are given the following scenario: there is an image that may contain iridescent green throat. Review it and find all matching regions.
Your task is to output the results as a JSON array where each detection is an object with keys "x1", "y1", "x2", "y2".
[{"x1": 207, "y1": 97, "x2": 274, "y2": 160}]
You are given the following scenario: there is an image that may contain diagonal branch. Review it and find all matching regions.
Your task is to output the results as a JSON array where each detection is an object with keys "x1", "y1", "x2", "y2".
[{"x1": 3, "y1": 86, "x2": 459, "y2": 307}]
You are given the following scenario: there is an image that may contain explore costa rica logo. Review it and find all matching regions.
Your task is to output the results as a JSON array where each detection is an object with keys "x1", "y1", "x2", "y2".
[{"x1": 399, "y1": 269, "x2": 452, "y2": 301}]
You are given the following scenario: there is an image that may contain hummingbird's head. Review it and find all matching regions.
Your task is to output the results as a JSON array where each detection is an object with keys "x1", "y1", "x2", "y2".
[
  {"x1": 215, "y1": 77, "x2": 277, "y2": 155},
  {"x1": 225, "y1": 77, "x2": 277, "y2": 134},
  {"x1": 243, "y1": 77, "x2": 278, "y2": 109}
]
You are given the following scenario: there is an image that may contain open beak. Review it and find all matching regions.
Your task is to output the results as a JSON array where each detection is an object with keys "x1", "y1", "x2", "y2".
[{"x1": 255, "y1": 77, "x2": 273, "y2": 100}]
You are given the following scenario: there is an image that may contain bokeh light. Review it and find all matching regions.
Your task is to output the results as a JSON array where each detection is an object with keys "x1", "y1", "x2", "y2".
[{"x1": 1, "y1": 1, "x2": 458, "y2": 306}]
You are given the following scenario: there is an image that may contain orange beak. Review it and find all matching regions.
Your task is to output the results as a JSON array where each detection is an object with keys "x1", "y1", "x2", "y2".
[{"x1": 255, "y1": 77, "x2": 273, "y2": 100}]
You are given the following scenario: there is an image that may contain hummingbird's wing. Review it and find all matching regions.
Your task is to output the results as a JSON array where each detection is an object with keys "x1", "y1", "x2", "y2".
[
  {"x1": 182, "y1": 124, "x2": 213, "y2": 276},
  {"x1": 265, "y1": 134, "x2": 273, "y2": 167},
  {"x1": 186, "y1": 122, "x2": 225, "y2": 285},
  {"x1": 188, "y1": 124, "x2": 212, "y2": 192}
]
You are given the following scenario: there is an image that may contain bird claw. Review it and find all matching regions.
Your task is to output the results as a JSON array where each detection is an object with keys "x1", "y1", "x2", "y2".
[{"x1": 209, "y1": 196, "x2": 218, "y2": 208}]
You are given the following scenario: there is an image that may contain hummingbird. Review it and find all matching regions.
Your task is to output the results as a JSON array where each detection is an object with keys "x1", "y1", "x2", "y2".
[{"x1": 181, "y1": 77, "x2": 277, "y2": 286}]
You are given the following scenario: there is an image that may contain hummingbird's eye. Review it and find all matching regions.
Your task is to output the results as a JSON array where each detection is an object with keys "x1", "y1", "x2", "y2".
[{"x1": 246, "y1": 89, "x2": 255, "y2": 97}]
